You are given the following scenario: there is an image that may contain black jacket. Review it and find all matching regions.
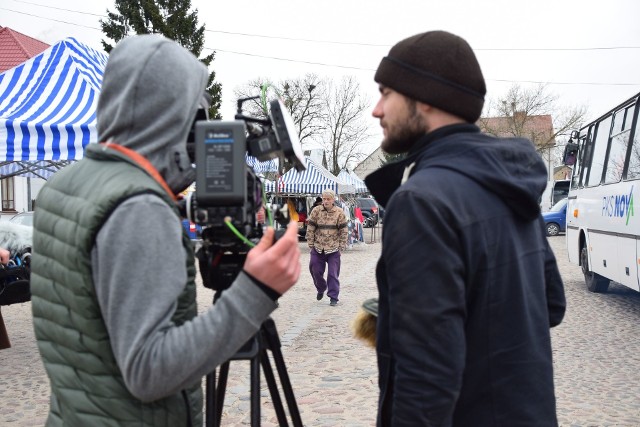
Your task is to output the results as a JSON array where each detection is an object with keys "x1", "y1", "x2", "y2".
[{"x1": 366, "y1": 124, "x2": 566, "y2": 427}]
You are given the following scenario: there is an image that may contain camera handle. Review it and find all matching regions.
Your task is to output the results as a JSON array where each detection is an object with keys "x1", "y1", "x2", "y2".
[{"x1": 205, "y1": 317, "x2": 303, "y2": 426}]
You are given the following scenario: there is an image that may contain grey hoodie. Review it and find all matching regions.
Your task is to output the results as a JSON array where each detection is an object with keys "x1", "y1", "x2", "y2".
[
  {"x1": 91, "y1": 35, "x2": 276, "y2": 401},
  {"x1": 97, "y1": 34, "x2": 200, "y2": 194}
]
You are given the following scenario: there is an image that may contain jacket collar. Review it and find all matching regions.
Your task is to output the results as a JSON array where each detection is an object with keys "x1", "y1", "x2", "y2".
[{"x1": 365, "y1": 124, "x2": 479, "y2": 207}]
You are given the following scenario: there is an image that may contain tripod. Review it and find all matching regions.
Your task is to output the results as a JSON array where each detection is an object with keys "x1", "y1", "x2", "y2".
[{"x1": 205, "y1": 317, "x2": 303, "y2": 427}]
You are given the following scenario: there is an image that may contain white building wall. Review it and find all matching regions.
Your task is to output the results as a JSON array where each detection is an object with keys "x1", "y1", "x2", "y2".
[
  {"x1": 353, "y1": 147, "x2": 385, "y2": 180},
  {"x1": 0, "y1": 176, "x2": 45, "y2": 221}
]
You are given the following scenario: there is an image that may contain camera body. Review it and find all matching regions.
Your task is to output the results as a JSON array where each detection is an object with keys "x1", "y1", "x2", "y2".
[
  {"x1": 192, "y1": 120, "x2": 261, "y2": 230},
  {"x1": 182, "y1": 98, "x2": 305, "y2": 292}
]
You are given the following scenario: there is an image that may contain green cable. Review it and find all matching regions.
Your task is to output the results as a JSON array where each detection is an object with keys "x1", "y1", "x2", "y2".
[
  {"x1": 263, "y1": 183, "x2": 274, "y2": 226},
  {"x1": 224, "y1": 219, "x2": 256, "y2": 248}
]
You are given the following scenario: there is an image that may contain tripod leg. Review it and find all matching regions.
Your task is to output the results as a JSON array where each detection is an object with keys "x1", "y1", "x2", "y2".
[
  {"x1": 206, "y1": 361, "x2": 230, "y2": 427},
  {"x1": 205, "y1": 370, "x2": 216, "y2": 427},
  {"x1": 260, "y1": 351, "x2": 289, "y2": 426},
  {"x1": 216, "y1": 361, "x2": 230, "y2": 426},
  {"x1": 250, "y1": 355, "x2": 261, "y2": 426},
  {"x1": 262, "y1": 319, "x2": 303, "y2": 427}
]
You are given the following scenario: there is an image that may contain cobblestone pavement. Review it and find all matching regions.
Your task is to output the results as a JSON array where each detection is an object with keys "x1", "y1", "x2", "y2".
[
  {"x1": 1, "y1": 228, "x2": 639, "y2": 426},
  {"x1": 548, "y1": 235, "x2": 640, "y2": 427}
]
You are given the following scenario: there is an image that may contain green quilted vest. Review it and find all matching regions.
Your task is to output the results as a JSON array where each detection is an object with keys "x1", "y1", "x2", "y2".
[{"x1": 31, "y1": 144, "x2": 202, "y2": 426}]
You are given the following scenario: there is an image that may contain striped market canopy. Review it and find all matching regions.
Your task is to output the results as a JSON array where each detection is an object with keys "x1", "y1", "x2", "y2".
[
  {"x1": 245, "y1": 154, "x2": 279, "y2": 174},
  {"x1": 0, "y1": 37, "x2": 108, "y2": 177},
  {"x1": 264, "y1": 156, "x2": 355, "y2": 195},
  {"x1": 338, "y1": 169, "x2": 368, "y2": 194}
]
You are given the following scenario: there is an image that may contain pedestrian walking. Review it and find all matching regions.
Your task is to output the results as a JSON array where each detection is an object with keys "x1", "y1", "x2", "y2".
[{"x1": 306, "y1": 189, "x2": 348, "y2": 306}]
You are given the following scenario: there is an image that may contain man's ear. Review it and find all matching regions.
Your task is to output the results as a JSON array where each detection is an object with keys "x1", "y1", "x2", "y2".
[{"x1": 416, "y1": 101, "x2": 432, "y2": 115}]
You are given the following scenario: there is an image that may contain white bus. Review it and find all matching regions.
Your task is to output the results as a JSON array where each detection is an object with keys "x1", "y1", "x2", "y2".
[{"x1": 563, "y1": 91, "x2": 640, "y2": 293}]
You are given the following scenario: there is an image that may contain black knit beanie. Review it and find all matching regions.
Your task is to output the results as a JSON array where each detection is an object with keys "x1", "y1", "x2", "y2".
[{"x1": 375, "y1": 31, "x2": 486, "y2": 123}]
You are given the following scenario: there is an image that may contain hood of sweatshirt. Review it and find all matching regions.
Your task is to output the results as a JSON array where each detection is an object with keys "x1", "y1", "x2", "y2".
[
  {"x1": 96, "y1": 34, "x2": 208, "y2": 194},
  {"x1": 366, "y1": 124, "x2": 548, "y2": 221}
]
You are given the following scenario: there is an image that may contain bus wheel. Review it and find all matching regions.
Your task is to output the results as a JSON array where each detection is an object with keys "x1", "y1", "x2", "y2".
[{"x1": 580, "y1": 246, "x2": 609, "y2": 293}]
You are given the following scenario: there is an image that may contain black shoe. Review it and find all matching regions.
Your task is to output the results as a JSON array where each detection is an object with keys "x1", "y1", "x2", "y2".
[
  {"x1": 330, "y1": 298, "x2": 338, "y2": 306},
  {"x1": 316, "y1": 292, "x2": 324, "y2": 301}
]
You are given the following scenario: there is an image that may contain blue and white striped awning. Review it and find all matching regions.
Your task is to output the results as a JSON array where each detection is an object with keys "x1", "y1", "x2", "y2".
[
  {"x1": 0, "y1": 37, "x2": 108, "y2": 170},
  {"x1": 264, "y1": 157, "x2": 355, "y2": 195},
  {"x1": 338, "y1": 169, "x2": 368, "y2": 194},
  {"x1": 245, "y1": 154, "x2": 279, "y2": 174}
]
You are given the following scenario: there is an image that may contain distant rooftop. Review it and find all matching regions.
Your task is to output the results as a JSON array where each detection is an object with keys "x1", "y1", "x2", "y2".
[
  {"x1": 478, "y1": 113, "x2": 555, "y2": 146},
  {"x1": 0, "y1": 26, "x2": 50, "y2": 73}
]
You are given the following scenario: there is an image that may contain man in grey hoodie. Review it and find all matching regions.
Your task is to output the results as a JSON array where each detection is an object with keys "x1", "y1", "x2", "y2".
[{"x1": 31, "y1": 35, "x2": 301, "y2": 426}]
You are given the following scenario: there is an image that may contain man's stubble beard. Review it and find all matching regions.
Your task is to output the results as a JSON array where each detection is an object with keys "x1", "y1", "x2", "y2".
[{"x1": 381, "y1": 99, "x2": 428, "y2": 155}]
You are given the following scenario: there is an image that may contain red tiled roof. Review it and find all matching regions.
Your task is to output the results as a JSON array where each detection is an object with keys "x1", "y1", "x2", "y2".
[
  {"x1": 478, "y1": 113, "x2": 555, "y2": 146},
  {"x1": 0, "y1": 26, "x2": 50, "y2": 73}
]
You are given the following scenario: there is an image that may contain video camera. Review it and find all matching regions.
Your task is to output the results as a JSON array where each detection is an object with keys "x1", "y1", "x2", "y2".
[{"x1": 181, "y1": 96, "x2": 306, "y2": 292}]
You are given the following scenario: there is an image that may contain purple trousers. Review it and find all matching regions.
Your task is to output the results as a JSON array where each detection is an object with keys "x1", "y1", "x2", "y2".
[{"x1": 309, "y1": 249, "x2": 341, "y2": 300}]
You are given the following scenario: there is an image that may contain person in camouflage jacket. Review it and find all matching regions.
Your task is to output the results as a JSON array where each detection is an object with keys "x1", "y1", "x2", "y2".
[{"x1": 306, "y1": 189, "x2": 348, "y2": 306}]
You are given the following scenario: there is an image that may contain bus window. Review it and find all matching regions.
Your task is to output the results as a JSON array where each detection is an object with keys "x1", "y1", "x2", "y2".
[
  {"x1": 571, "y1": 135, "x2": 584, "y2": 188},
  {"x1": 627, "y1": 131, "x2": 640, "y2": 179},
  {"x1": 577, "y1": 126, "x2": 594, "y2": 188},
  {"x1": 586, "y1": 116, "x2": 612, "y2": 187},
  {"x1": 625, "y1": 105, "x2": 640, "y2": 180},
  {"x1": 604, "y1": 106, "x2": 634, "y2": 183}
]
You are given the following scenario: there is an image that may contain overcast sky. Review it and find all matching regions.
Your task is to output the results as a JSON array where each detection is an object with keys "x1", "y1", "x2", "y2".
[{"x1": 2, "y1": 0, "x2": 640, "y2": 156}]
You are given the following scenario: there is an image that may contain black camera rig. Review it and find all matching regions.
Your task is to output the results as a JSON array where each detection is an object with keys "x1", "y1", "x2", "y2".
[{"x1": 181, "y1": 97, "x2": 305, "y2": 292}]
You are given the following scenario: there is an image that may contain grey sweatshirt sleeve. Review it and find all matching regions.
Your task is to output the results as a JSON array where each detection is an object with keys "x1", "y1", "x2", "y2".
[{"x1": 92, "y1": 194, "x2": 277, "y2": 402}]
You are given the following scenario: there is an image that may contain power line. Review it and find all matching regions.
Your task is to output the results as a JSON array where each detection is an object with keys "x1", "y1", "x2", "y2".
[
  {"x1": 207, "y1": 47, "x2": 374, "y2": 71},
  {"x1": 203, "y1": 29, "x2": 389, "y2": 47},
  {"x1": 489, "y1": 78, "x2": 640, "y2": 86},
  {"x1": 6, "y1": 2, "x2": 640, "y2": 51},
  {"x1": 208, "y1": 48, "x2": 640, "y2": 85},
  {"x1": 3, "y1": 5, "x2": 640, "y2": 86},
  {"x1": 1, "y1": 8, "x2": 101, "y2": 30},
  {"x1": 8, "y1": 0, "x2": 103, "y2": 17},
  {"x1": 204, "y1": 30, "x2": 640, "y2": 51}
]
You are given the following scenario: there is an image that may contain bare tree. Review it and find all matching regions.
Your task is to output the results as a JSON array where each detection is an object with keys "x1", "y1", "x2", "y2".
[
  {"x1": 322, "y1": 76, "x2": 371, "y2": 175},
  {"x1": 233, "y1": 74, "x2": 326, "y2": 147},
  {"x1": 627, "y1": 134, "x2": 640, "y2": 179},
  {"x1": 478, "y1": 83, "x2": 586, "y2": 150}
]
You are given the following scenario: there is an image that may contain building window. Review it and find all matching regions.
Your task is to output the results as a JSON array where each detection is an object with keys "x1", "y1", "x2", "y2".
[{"x1": 1, "y1": 177, "x2": 15, "y2": 211}]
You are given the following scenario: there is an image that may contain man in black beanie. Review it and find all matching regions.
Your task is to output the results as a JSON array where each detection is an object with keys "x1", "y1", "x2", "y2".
[{"x1": 365, "y1": 30, "x2": 566, "y2": 426}]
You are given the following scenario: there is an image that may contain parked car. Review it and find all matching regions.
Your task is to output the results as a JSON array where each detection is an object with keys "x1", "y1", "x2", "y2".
[
  {"x1": 356, "y1": 197, "x2": 379, "y2": 227},
  {"x1": 542, "y1": 198, "x2": 567, "y2": 236},
  {"x1": 9, "y1": 212, "x2": 33, "y2": 227}
]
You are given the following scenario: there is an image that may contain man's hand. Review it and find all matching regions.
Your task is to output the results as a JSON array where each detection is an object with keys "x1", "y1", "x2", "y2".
[
  {"x1": 0, "y1": 247, "x2": 10, "y2": 265},
  {"x1": 244, "y1": 222, "x2": 301, "y2": 295}
]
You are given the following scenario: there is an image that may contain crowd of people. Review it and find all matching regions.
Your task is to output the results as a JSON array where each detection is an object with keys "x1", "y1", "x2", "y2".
[{"x1": 3, "y1": 29, "x2": 565, "y2": 427}]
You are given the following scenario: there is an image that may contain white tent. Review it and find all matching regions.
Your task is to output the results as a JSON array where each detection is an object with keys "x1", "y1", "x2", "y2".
[
  {"x1": 264, "y1": 157, "x2": 355, "y2": 195},
  {"x1": 338, "y1": 169, "x2": 368, "y2": 194}
]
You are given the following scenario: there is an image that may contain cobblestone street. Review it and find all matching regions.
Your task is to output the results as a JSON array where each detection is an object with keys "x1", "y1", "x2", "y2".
[{"x1": 1, "y1": 228, "x2": 639, "y2": 426}]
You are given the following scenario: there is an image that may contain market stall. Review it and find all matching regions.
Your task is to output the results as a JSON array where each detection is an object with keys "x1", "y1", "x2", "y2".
[{"x1": 0, "y1": 37, "x2": 108, "y2": 178}]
